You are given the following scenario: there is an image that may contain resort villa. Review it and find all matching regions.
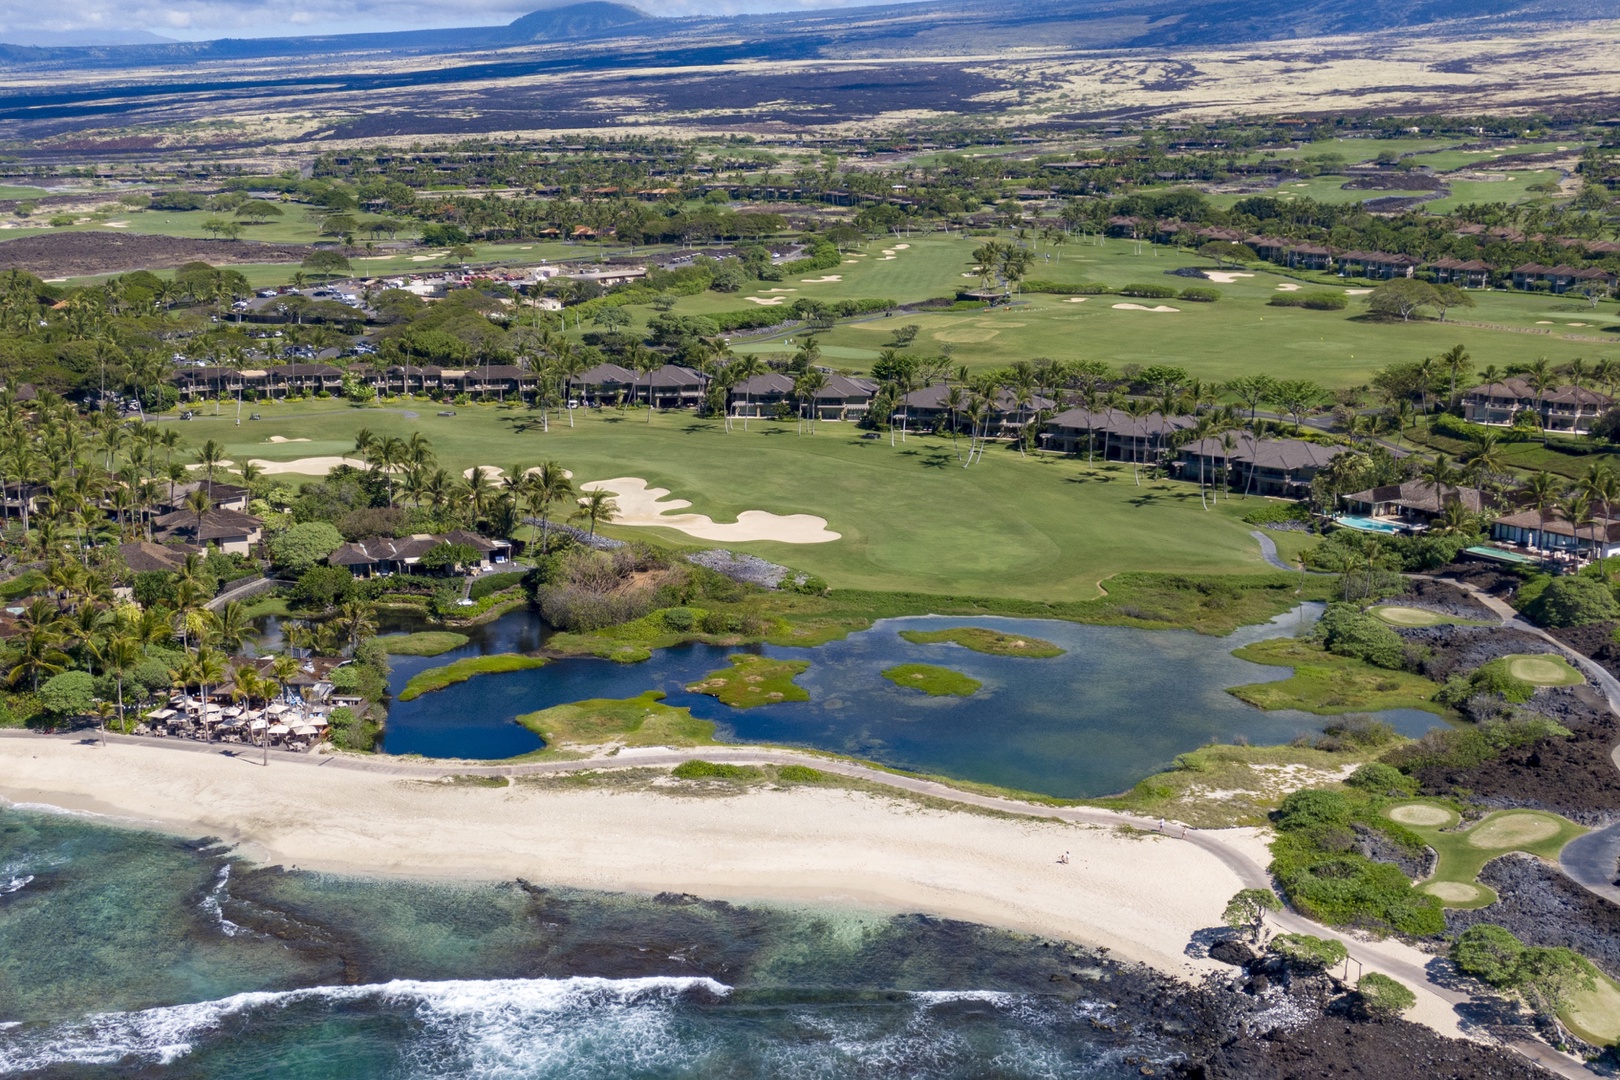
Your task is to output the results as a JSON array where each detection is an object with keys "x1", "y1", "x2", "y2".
[
  {"x1": 1490, "y1": 505, "x2": 1620, "y2": 560},
  {"x1": 1040, "y1": 407, "x2": 1195, "y2": 463},
  {"x1": 1174, "y1": 436, "x2": 1346, "y2": 497},
  {"x1": 1340, "y1": 481, "x2": 1491, "y2": 529},
  {"x1": 327, "y1": 530, "x2": 512, "y2": 576},
  {"x1": 1462, "y1": 378, "x2": 1613, "y2": 435},
  {"x1": 151, "y1": 507, "x2": 264, "y2": 556},
  {"x1": 899, "y1": 384, "x2": 1055, "y2": 436}
]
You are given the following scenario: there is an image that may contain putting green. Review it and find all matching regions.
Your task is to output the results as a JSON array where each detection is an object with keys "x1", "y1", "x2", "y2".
[
  {"x1": 1388, "y1": 804, "x2": 1455, "y2": 827},
  {"x1": 1564, "y1": 974, "x2": 1620, "y2": 1046},
  {"x1": 1465, "y1": 813, "x2": 1561, "y2": 849},
  {"x1": 1422, "y1": 881, "x2": 1484, "y2": 903},
  {"x1": 1372, "y1": 606, "x2": 1448, "y2": 627},
  {"x1": 1502, "y1": 654, "x2": 1584, "y2": 687}
]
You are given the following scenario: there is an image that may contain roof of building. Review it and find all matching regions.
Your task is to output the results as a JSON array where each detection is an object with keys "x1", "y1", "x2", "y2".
[
  {"x1": 1466, "y1": 379, "x2": 1611, "y2": 407},
  {"x1": 1343, "y1": 480, "x2": 1489, "y2": 514},
  {"x1": 1180, "y1": 436, "x2": 1345, "y2": 470},
  {"x1": 152, "y1": 507, "x2": 264, "y2": 542},
  {"x1": 118, "y1": 540, "x2": 199, "y2": 573},
  {"x1": 573, "y1": 363, "x2": 637, "y2": 386},
  {"x1": 634, "y1": 364, "x2": 705, "y2": 389}
]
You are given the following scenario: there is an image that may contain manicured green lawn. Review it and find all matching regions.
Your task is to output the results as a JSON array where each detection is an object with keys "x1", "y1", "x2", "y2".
[
  {"x1": 881, "y1": 662, "x2": 982, "y2": 696},
  {"x1": 686, "y1": 654, "x2": 809, "y2": 707},
  {"x1": 898, "y1": 626, "x2": 1065, "y2": 657},
  {"x1": 378, "y1": 631, "x2": 470, "y2": 656},
  {"x1": 1228, "y1": 637, "x2": 1444, "y2": 714},
  {"x1": 1564, "y1": 972, "x2": 1620, "y2": 1048},
  {"x1": 166, "y1": 403, "x2": 1316, "y2": 601},
  {"x1": 654, "y1": 235, "x2": 1605, "y2": 385},
  {"x1": 1385, "y1": 802, "x2": 1587, "y2": 908},
  {"x1": 1499, "y1": 653, "x2": 1584, "y2": 687},
  {"x1": 395, "y1": 653, "x2": 547, "y2": 700},
  {"x1": 515, "y1": 690, "x2": 716, "y2": 753}
]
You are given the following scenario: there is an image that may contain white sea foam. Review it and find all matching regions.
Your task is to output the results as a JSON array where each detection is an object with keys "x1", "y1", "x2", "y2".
[
  {"x1": 0, "y1": 976, "x2": 731, "y2": 1075},
  {"x1": 198, "y1": 864, "x2": 246, "y2": 937}
]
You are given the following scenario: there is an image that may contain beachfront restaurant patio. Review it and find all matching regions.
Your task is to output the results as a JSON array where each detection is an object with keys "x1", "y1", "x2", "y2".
[{"x1": 138, "y1": 695, "x2": 331, "y2": 752}]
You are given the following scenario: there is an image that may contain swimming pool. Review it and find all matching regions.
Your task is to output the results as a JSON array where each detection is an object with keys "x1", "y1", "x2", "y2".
[{"x1": 1334, "y1": 514, "x2": 1410, "y2": 535}]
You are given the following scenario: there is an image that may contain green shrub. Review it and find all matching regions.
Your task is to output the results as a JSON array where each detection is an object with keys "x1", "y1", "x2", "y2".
[
  {"x1": 38, "y1": 671, "x2": 95, "y2": 717},
  {"x1": 468, "y1": 571, "x2": 525, "y2": 601},
  {"x1": 776, "y1": 764, "x2": 826, "y2": 783},
  {"x1": 1435, "y1": 660, "x2": 1534, "y2": 707},
  {"x1": 699, "y1": 611, "x2": 738, "y2": 635},
  {"x1": 1119, "y1": 282, "x2": 1178, "y2": 298},
  {"x1": 663, "y1": 607, "x2": 697, "y2": 631},
  {"x1": 1022, "y1": 280, "x2": 1111, "y2": 294},
  {"x1": 1243, "y1": 503, "x2": 1311, "y2": 526},
  {"x1": 1521, "y1": 575, "x2": 1619, "y2": 627},
  {"x1": 270, "y1": 521, "x2": 344, "y2": 573},
  {"x1": 1270, "y1": 933, "x2": 1349, "y2": 971},
  {"x1": 1345, "y1": 762, "x2": 1416, "y2": 795},
  {"x1": 1268, "y1": 290, "x2": 1348, "y2": 310},
  {"x1": 1451, "y1": 924, "x2": 1526, "y2": 987},
  {"x1": 1316, "y1": 603, "x2": 1406, "y2": 669},
  {"x1": 672, "y1": 760, "x2": 762, "y2": 781},
  {"x1": 1275, "y1": 788, "x2": 1355, "y2": 831},
  {"x1": 1356, "y1": 973, "x2": 1417, "y2": 1019},
  {"x1": 1385, "y1": 716, "x2": 1571, "y2": 774},
  {"x1": 1179, "y1": 286, "x2": 1221, "y2": 302}
]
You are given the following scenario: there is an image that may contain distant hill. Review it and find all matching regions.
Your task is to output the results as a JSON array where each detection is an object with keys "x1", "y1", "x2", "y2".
[
  {"x1": 0, "y1": 28, "x2": 173, "y2": 47},
  {"x1": 0, "y1": 0, "x2": 1615, "y2": 69}
]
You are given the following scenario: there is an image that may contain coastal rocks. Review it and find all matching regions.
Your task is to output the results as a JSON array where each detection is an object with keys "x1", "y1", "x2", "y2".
[
  {"x1": 1397, "y1": 624, "x2": 1554, "y2": 682},
  {"x1": 1548, "y1": 621, "x2": 1620, "y2": 681},
  {"x1": 1399, "y1": 578, "x2": 1498, "y2": 621},
  {"x1": 1445, "y1": 854, "x2": 1620, "y2": 980},
  {"x1": 1207, "y1": 940, "x2": 1256, "y2": 967}
]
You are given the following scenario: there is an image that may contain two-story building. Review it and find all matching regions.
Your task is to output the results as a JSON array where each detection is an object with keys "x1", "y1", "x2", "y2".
[
  {"x1": 1464, "y1": 378, "x2": 1612, "y2": 435},
  {"x1": 1175, "y1": 436, "x2": 1346, "y2": 497}
]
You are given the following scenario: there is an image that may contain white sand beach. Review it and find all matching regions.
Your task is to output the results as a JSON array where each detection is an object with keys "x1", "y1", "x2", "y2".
[
  {"x1": 581, "y1": 477, "x2": 839, "y2": 543},
  {"x1": 0, "y1": 739, "x2": 1245, "y2": 979}
]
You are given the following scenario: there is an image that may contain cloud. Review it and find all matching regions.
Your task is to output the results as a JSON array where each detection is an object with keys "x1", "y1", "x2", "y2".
[{"x1": 0, "y1": 0, "x2": 927, "y2": 40}]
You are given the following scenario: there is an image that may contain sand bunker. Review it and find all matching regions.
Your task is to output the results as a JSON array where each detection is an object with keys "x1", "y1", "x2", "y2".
[
  {"x1": 745, "y1": 297, "x2": 786, "y2": 305},
  {"x1": 1203, "y1": 271, "x2": 1253, "y2": 284},
  {"x1": 1389, "y1": 804, "x2": 1453, "y2": 827},
  {"x1": 1344, "y1": 288, "x2": 1373, "y2": 295},
  {"x1": 580, "y1": 477, "x2": 839, "y2": 544},
  {"x1": 1424, "y1": 881, "x2": 1484, "y2": 903},
  {"x1": 104, "y1": 221, "x2": 129, "y2": 229},
  {"x1": 800, "y1": 276, "x2": 842, "y2": 283},
  {"x1": 1275, "y1": 283, "x2": 1302, "y2": 292},
  {"x1": 893, "y1": 244, "x2": 910, "y2": 250},
  {"x1": 881, "y1": 249, "x2": 896, "y2": 255},
  {"x1": 1466, "y1": 813, "x2": 1560, "y2": 849},
  {"x1": 762, "y1": 288, "x2": 797, "y2": 294},
  {"x1": 266, "y1": 436, "x2": 311, "y2": 444},
  {"x1": 1064, "y1": 297, "x2": 1089, "y2": 303},
  {"x1": 1112, "y1": 303, "x2": 1180, "y2": 313},
  {"x1": 247, "y1": 456, "x2": 368, "y2": 475},
  {"x1": 1537, "y1": 320, "x2": 1554, "y2": 324}
]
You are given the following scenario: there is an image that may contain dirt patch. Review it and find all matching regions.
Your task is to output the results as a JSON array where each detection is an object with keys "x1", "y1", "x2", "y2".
[{"x1": 0, "y1": 231, "x2": 331, "y2": 277}]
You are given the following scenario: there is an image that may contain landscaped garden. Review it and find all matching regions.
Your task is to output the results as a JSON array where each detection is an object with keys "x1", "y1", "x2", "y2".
[{"x1": 1384, "y1": 802, "x2": 1588, "y2": 907}]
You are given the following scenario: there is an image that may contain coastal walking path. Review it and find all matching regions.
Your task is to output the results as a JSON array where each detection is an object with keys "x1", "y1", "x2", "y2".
[{"x1": 0, "y1": 727, "x2": 1601, "y2": 1077}]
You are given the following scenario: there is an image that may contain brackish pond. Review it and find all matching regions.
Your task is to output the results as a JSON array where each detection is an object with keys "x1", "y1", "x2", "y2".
[{"x1": 375, "y1": 605, "x2": 1446, "y2": 798}]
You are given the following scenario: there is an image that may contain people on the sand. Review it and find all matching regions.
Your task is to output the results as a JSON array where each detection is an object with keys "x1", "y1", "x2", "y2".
[{"x1": 1058, "y1": 852, "x2": 1070, "y2": 864}]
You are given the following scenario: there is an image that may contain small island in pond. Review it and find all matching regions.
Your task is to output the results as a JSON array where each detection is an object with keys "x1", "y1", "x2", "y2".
[
  {"x1": 396, "y1": 654, "x2": 548, "y2": 701},
  {"x1": 379, "y1": 631, "x2": 471, "y2": 657},
  {"x1": 687, "y1": 654, "x2": 810, "y2": 708},
  {"x1": 882, "y1": 663, "x2": 982, "y2": 697},
  {"x1": 899, "y1": 627, "x2": 1065, "y2": 658},
  {"x1": 517, "y1": 691, "x2": 716, "y2": 752}
]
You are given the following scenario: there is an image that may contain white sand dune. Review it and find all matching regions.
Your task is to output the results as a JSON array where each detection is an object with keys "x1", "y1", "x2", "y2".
[
  {"x1": 1112, "y1": 303, "x2": 1180, "y2": 313},
  {"x1": 1274, "y1": 283, "x2": 1302, "y2": 292},
  {"x1": 800, "y1": 275, "x2": 842, "y2": 283},
  {"x1": 266, "y1": 436, "x2": 311, "y2": 443},
  {"x1": 581, "y1": 477, "x2": 839, "y2": 543},
  {"x1": 1203, "y1": 271, "x2": 1253, "y2": 283},
  {"x1": 247, "y1": 456, "x2": 367, "y2": 475}
]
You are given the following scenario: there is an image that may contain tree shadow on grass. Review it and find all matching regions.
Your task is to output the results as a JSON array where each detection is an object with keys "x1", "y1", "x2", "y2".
[
  {"x1": 919, "y1": 452, "x2": 954, "y2": 469},
  {"x1": 1065, "y1": 474, "x2": 1111, "y2": 484},
  {"x1": 1128, "y1": 492, "x2": 1163, "y2": 508}
]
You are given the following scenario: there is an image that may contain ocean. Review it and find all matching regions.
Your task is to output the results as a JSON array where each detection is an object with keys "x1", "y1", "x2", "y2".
[{"x1": 0, "y1": 805, "x2": 1210, "y2": 1078}]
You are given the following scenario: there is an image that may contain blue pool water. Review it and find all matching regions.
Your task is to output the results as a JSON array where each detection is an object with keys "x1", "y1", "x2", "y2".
[
  {"x1": 1334, "y1": 515, "x2": 1408, "y2": 535},
  {"x1": 378, "y1": 606, "x2": 1448, "y2": 798}
]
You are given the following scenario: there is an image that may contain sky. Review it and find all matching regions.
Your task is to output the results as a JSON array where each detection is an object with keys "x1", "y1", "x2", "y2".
[{"x1": 0, "y1": 0, "x2": 904, "y2": 42}]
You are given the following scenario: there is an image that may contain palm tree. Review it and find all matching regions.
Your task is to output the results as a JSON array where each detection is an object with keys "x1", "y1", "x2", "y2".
[
  {"x1": 1522, "y1": 470, "x2": 1562, "y2": 553},
  {"x1": 1526, "y1": 356, "x2": 1555, "y2": 446},
  {"x1": 333, "y1": 600, "x2": 378, "y2": 654},
  {"x1": 8, "y1": 599, "x2": 68, "y2": 691},
  {"x1": 1563, "y1": 358, "x2": 1591, "y2": 436},
  {"x1": 1558, "y1": 493, "x2": 1593, "y2": 564},
  {"x1": 1440, "y1": 344, "x2": 1471, "y2": 411},
  {"x1": 209, "y1": 600, "x2": 256, "y2": 654},
  {"x1": 1464, "y1": 431, "x2": 1505, "y2": 490},
  {"x1": 572, "y1": 489, "x2": 618, "y2": 536},
  {"x1": 93, "y1": 632, "x2": 141, "y2": 739},
  {"x1": 195, "y1": 439, "x2": 226, "y2": 501},
  {"x1": 1577, "y1": 462, "x2": 1619, "y2": 573}
]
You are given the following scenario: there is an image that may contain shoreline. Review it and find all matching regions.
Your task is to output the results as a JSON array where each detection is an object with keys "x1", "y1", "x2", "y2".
[
  {"x1": 1, "y1": 732, "x2": 1254, "y2": 983},
  {"x1": 0, "y1": 729, "x2": 1481, "y2": 1048}
]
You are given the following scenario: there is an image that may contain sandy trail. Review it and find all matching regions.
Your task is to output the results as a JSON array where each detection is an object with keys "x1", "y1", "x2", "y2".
[
  {"x1": 0, "y1": 738, "x2": 1244, "y2": 980},
  {"x1": 581, "y1": 476, "x2": 839, "y2": 543}
]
